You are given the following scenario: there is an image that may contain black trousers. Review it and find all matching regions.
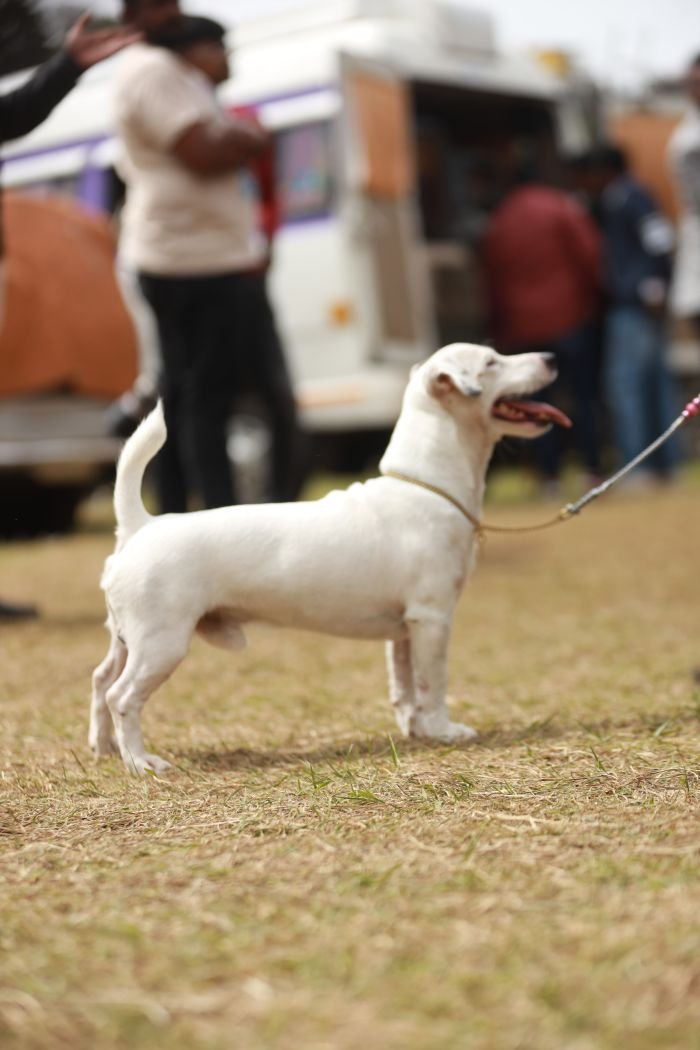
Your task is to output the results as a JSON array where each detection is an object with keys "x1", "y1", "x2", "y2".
[
  {"x1": 235, "y1": 272, "x2": 306, "y2": 503},
  {"x1": 139, "y1": 270, "x2": 303, "y2": 513}
]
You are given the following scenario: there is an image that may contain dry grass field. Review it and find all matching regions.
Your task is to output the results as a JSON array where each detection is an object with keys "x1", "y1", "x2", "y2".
[{"x1": 1, "y1": 471, "x2": 699, "y2": 1050}]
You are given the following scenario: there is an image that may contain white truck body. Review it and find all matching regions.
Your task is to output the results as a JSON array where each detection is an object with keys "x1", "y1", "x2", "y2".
[{"x1": 0, "y1": 1, "x2": 588, "y2": 527}]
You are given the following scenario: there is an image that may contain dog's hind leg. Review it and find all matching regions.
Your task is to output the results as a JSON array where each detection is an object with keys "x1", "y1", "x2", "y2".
[
  {"x1": 405, "y1": 613, "x2": 477, "y2": 744},
  {"x1": 89, "y1": 630, "x2": 126, "y2": 757},
  {"x1": 386, "y1": 639, "x2": 415, "y2": 737},
  {"x1": 106, "y1": 626, "x2": 191, "y2": 775}
]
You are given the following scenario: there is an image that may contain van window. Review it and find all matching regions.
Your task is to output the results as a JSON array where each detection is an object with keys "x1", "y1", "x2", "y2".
[{"x1": 275, "y1": 121, "x2": 335, "y2": 223}]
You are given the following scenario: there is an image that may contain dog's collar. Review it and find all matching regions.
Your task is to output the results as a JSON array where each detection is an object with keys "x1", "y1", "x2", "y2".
[
  {"x1": 382, "y1": 468, "x2": 573, "y2": 539},
  {"x1": 381, "y1": 469, "x2": 484, "y2": 537}
]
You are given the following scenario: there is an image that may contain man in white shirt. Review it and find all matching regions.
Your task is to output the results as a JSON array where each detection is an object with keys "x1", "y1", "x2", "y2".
[{"x1": 116, "y1": 1, "x2": 266, "y2": 511}]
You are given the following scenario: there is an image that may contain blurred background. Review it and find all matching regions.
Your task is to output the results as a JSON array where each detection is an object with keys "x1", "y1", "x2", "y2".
[{"x1": 1, "y1": 0, "x2": 699, "y2": 536}]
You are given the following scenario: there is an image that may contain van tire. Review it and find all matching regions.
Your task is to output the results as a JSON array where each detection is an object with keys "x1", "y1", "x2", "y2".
[{"x1": 0, "y1": 477, "x2": 86, "y2": 538}]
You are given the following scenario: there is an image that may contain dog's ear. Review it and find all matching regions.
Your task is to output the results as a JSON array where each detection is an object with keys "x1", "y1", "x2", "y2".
[{"x1": 427, "y1": 362, "x2": 483, "y2": 400}]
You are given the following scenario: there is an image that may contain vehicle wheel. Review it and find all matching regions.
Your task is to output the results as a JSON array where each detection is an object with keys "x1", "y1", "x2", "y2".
[
  {"x1": 0, "y1": 477, "x2": 87, "y2": 538},
  {"x1": 41, "y1": 485, "x2": 85, "y2": 534}
]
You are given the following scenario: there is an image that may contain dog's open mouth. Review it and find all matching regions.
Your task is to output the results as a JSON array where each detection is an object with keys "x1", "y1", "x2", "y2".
[{"x1": 492, "y1": 398, "x2": 572, "y2": 429}]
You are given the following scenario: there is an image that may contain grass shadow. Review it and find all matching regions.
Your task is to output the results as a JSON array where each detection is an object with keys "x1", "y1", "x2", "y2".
[
  {"x1": 179, "y1": 703, "x2": 700, "y2": 770},
  {"x1": 472, "y1": 704, "x2": 700, "y2": 750},
  {"x1": 176, "y1": 734, "x2": 450, "y2": 772}
]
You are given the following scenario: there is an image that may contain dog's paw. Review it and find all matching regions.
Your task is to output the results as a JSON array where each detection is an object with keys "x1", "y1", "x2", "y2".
[
  {"x1": 124, "y1": 753, "x2": 173, "y2": 776},
  {"x1": 439, "y1": 721, "x2": 478, "y2": 745},
  {"x1": 410, "y1": 715, "x2": 478, "y2": 745}
]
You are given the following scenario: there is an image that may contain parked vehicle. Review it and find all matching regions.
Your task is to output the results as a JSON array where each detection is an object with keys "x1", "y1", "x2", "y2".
[
  {"x1": 0, "y1": 0, "x2": 592, "y2": 527},
  {"x1": 0, "y1": 193, "x2": 137, "y2": 536}
]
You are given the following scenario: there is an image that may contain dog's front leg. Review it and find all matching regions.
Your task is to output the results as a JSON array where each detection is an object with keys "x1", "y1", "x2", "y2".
[
  {"x1": 404, "y1": 612, "x2": 477, "y2": 744},
  {"x1": 386, "y1": 638, "x2": 415, "y2": 736}
]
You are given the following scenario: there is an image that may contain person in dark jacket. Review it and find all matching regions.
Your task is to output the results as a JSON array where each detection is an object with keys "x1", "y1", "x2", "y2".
[
  {"x1": 589, "y1": 143, "x2": 680, "y2": 482},
  {"x1": 0, "y1": 13, "x2": 139, "y2": 621}
]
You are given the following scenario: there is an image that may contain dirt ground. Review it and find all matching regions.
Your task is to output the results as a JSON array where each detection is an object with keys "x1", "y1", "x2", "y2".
[{"x1": 1, "y1": 474, "x2": 699, "y2": 1050}]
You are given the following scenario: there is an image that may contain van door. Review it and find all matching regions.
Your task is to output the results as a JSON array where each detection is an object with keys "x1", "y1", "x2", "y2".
[{"x1": 340, "y1": 54, "x2": 435, "y2": 364}]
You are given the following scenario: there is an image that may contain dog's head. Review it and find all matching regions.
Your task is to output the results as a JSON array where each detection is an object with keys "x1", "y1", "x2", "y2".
[{"x1": 414, "y1": 343, "x2": 572, "y2": 439}]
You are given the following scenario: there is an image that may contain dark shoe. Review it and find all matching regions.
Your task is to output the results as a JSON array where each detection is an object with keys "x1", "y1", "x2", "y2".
[{"x1": 0, "y1": 600, "x2": 39, "y2": 622}]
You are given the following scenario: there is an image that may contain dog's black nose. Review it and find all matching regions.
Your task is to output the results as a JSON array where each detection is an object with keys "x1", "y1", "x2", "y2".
[{"x1": 541, "y1": 352, "x2": 557, "y2": 371}]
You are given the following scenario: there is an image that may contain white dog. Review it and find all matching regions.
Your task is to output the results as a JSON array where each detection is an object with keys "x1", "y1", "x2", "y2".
[{"x1": 90, "y1": 343, "x2": 570, "y2": 774}]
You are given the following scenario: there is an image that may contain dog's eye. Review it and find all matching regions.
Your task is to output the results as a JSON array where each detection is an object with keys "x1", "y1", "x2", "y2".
[{"x1": 485, "y1": 359, "x2": 499, "y2": 369}]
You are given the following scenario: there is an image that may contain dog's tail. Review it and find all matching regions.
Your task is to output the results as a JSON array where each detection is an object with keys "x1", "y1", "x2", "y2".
[{"x1": 113, "y1": 401, "x2": 166, "y2": 550}]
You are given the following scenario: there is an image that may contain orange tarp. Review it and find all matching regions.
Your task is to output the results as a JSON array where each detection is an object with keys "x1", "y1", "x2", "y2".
[{"x1": 0, "y1": 193, "x2": 138, "y2": 398}]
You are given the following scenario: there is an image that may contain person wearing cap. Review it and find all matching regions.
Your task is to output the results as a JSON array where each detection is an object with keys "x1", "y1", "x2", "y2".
[
  {"x1": 0, "y1": 13, "x2": 139, "y2": 622},
  {"x1": 114, "y1": 3, "x2": 282, "y2": 512}
]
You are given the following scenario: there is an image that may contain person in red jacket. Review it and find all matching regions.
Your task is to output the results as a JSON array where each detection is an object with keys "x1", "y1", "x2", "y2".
[{"x1": 483, "y1": 162, "x2": 603, "y2": 491}]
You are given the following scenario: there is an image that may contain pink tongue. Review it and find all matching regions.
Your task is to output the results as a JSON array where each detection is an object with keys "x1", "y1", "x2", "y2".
[{"x1": 504, "y1": 400, "x2": 573, "y2": 428}]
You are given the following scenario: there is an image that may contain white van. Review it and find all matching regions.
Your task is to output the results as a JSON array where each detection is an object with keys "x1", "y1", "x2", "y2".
[{"x1": 0, "y1": 0, "x2": 592, "y2": 522}]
